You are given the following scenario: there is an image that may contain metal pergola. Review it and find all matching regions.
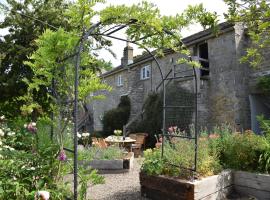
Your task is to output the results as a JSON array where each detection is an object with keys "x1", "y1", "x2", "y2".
[{"x1": 71, "y1": 19, "x2": 199, "y2": 199}]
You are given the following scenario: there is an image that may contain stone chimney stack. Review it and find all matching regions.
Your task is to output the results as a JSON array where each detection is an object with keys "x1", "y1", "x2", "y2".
[{"x1": 121, "y1": 41, "x2": 133, "y2": 67}]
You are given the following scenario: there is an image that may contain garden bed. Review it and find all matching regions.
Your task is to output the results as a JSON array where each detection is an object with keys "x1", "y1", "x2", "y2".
[
  {"x1": 140, "y1": 171, "x2": 232, "y2": 200},
  {"x1": 140, "y1": 170, "x2": 270, "y2": 200},
  {"x1": 80, "y1": 152, "x2": 134, "y2": 170},
  {"x1": 233, "y1": 171, "x2": 270, "y2": 199}
]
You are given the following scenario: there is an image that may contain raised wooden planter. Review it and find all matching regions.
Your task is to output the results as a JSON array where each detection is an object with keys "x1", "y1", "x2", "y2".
[
  {"x1": 140, "y1": 170, "x2": 270, "y2": 200},
  {"x1": 80, "y1": 152, "x2": 134, "y2": 170},
  {"x1": 140, "y1": 170, "x2": 232, "y2": 200},
  {"x1": 234, "y1": 171, "x2": 270, "y2": 199}
]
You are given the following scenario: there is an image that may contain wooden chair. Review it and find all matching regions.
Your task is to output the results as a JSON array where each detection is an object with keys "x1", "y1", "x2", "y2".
[
  {"x1": 98, "y1": 138, "x2": 108, "y2": 148},
  {"x1": 129, "y1": 134, "x2": 137, "y2": 140},
  {"x1": 92, "y1": 137, "x2": 100, "y2": 147},
  {"x1": 135, "y1": 133, "x2": 148, "y2": 149},
  {"x1": 130, "y1": 133, "x2": 147, "y2": 157}
]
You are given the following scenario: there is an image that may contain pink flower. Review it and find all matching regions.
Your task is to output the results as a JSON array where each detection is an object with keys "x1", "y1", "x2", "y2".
[
  {"x1": 168, "y1": 127, "x2": 174, "y2": 133},
  {"x1": 58, "y1": 149, "x2": 67, "y2": 161},
  {"x1": 209, "y1": 133, "x2": 220, "y2": 139},
  {"x1": 173, "y1": 126, "x2": 178, "y2": 132},
  {"x1": 26, "y1": 122, "x2": 37, "y2": 134}
]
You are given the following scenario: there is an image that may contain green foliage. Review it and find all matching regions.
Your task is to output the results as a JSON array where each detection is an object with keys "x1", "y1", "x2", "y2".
[
  {"x1": 257, "y1": 76, "x2": 270, "y2": 94},
  {"x1": 141, "y1": 148, "x2": 164, "y2": 175},
  {"x1": 0, "y1": 118, "x2": 70, "y2": 199},
  {"x1": 78, "y1": 146, "x2": 125, "y2": 161},
  {"x1": 224, "y1": 0, "x2": 270, "y2": 67},
  {"x1": 0, "y1": 117, "x2": 104, "y2": 199},
  {"x1": 219, "y1": 131, "x2": 268, "y2": 171},
  {"x1": 129, "y1": 92, "x2": 163, "y2": 148},
  {"x1": 257, "y1": 116, "x2": 270, "y2": 173},
  {"x1": 100, "y1": 2, "x2": 218, "y2": 55},
  {"x1": 0, "y1": 0, "x2": 72, "y2": 118},
  {"x1": 142, "y1": 123, "x2": 270, "y2": 179},
  {"x1": 142, "y1": 139, "x2": 221, "y2": 178},
  {"x1": 102, "y1": 96, "x2": 131, "y2": 137},
  {"x1": 22, "y1": 28, "x2": 112, "y2": 117},
  {"x1": 208, "y1": 124, "x2": 270, "y2": 173}
]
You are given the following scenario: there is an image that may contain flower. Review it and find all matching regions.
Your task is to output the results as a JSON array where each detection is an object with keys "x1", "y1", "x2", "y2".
[
  {"x1": 26, "y1": 122, "x2": 37, "y2": 133},
  {"x1": 0, "y1": 115, "x2": 5, "y2": 120},
  {"x1": 0, "y1": 129, "x2": 4, "y2": 137},
  {"x1": 77, "y1": 133, "x2": 82, "y2": 138},
  {"x1": 35, "y1": 191, "x2": 50, "y2": 200},
  {"x1": 82, "y1": 132, "x2": 90, "y2": 137},
  {"x1": 113, "y1": 130, "x2": 122, "y2": 136},
  {"x1": 3, "y1": 145, "x2": 15, "y2": 151},
  {"x1": 209, "y1": 133, "x2": 220, "y2": 139},
  {"x1": 7, "y1": 131, "x2": 15, "y2": 136},
  {"x1": 58, "y1": 149, "x2": 67, "y2": 161},
  {"x1": 168, "y1": 127, "x2": 174, "y2": 133}
]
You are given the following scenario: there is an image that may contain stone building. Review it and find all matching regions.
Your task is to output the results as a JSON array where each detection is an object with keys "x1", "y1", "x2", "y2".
[{"x1": 89, "y1": 22, "x2": 270, "y2": 134}]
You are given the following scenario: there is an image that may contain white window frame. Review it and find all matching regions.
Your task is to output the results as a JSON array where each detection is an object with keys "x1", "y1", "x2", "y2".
[
  {"x1": 140, "y1": 65, "x2": 150, "y2": 80},
  {"x1": 116, "y1": 74, "x2": 123, "y2": 86}
]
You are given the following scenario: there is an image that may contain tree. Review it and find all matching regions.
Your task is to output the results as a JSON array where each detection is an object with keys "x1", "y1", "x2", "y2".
[{"x1": 0, "y1": 0, "x2": 72, "y2": 117}]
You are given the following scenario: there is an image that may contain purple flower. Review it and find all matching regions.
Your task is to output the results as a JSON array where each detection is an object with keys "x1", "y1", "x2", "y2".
[{"x1": 58, "y1": 149, "x2": 67, "y2": 161}]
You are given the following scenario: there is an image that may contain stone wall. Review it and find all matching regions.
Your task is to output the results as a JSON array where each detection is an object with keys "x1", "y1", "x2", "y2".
[{"x1": 89, "y1": 23, "x2": 270, "y2": 133}]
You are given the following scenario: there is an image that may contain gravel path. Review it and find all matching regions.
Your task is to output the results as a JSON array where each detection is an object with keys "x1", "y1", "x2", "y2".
[{"x1": 87, "y1": 158, "x2": 149, "y2": 200}]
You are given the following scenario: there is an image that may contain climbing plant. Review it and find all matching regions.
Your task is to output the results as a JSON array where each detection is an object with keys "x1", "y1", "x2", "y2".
[{"x1": 224, "y1": 0, "x2": 270, "y2": 68}]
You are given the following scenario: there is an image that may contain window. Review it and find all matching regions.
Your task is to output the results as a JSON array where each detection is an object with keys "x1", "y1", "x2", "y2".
[
  {"x1": 140, "y1": 65, "x2": 150, "y2": 80},
  {"x1": 116, "y1": 75, "x2": 123, "y2": 86},
  {"x1": 194, "y1": 43, "x2": 209, "y2": 77}
]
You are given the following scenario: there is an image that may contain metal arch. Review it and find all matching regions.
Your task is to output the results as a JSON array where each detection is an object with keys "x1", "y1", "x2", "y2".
[
  {"x1": 73, "y1": 20, "x2": 199, "y2": 198},
  {"x1": 73, "y1": 22, "x2": 101, "y2": 200}
]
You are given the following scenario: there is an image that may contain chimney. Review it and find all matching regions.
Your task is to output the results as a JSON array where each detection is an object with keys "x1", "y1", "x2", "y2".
[{"x1": 121, "y1": 41, "x2": 133, "y2": 67}]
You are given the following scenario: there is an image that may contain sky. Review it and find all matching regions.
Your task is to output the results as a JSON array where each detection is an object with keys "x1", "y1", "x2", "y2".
[
  {"x1": 94, "y1": 0, "x2": 228, "y2": 67},
  {"x1": 0, "y1": 0, "x2": 228, "y2": 67}
]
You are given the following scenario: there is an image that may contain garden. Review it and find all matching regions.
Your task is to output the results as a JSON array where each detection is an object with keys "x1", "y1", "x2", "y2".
[
  {"x1": 141, "y1": 122, "x2": 270, "y2": 199},
  {"x1": 0, "y1": 0, "x2": 270, "y2": 199}
]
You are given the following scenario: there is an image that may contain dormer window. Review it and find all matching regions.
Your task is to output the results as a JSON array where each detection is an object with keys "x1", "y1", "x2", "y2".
[
  {"x1": 140, "y1": 65, "x2": 150, "y2": 80},
  {"x1": 117, "y1": 75, "x2": 123, "y2": 86}
]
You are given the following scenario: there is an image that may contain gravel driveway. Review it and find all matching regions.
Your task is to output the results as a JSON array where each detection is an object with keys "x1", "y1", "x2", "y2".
[{"x1": 87, "y1": 158, "x2": 149, "y2": 200}]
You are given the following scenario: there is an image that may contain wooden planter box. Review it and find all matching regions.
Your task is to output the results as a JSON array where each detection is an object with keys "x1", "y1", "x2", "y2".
[
  {"x1": 140, "y1": 170, "x2": 270, "y2": 200},
  {"x1": 80, "y1": 152, "x2": 134, "y2": 170},
  {"x1": 140, "y1": 171, "x2": 232, "y2": 200},
  {"x1": 233, "y1": 171, "x2": 270, "y2": 199}
]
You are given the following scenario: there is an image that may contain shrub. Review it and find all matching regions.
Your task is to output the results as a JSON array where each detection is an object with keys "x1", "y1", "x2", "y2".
[
  {"x1": 141, "y1": 139, "x2": 221, "y2": 179},
  {"x1": 0, "y1": 117, "x2": 104, "y2": 199},
  {"x1": 207, "y1": 125, "x2": 269, "y2": 173},
  {"x1": 257, "y1": 116, "x2": 270, "y2": 173},
  {"x1": 129, "y1": 92, "x2": 163, "y2": 147},
  {"x1": 102, "y1": 96, "x2": 131, "y2": 137}
]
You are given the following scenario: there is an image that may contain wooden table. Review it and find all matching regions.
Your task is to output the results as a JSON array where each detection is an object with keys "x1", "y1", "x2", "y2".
[{"x1": 105, "y1": 136, "x2": 136, "y2": 151}]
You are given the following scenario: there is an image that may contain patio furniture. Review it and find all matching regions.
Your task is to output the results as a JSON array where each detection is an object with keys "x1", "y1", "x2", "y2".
[
  {"x1": 104, "y1": 136, "x2": 136, "y2": 150},
  {"x1": 98, "y1": 138, "x2": 108, "y2": 148},
  {"x1": 130, "y1": 133, "x2": 148, "y2": 157},
  {"x1": 92, "y1": 137, "x2": 101, "y2": 147}
]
